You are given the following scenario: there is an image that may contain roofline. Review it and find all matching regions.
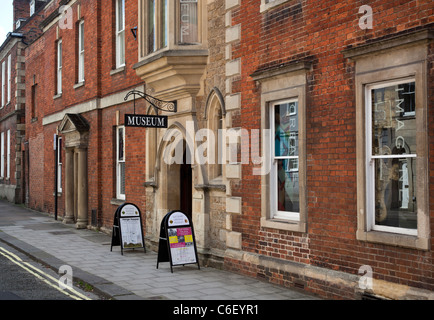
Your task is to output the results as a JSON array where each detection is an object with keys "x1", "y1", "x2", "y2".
[{"x1": 0, "y1": 32, "x2": 24, "y2": 53}]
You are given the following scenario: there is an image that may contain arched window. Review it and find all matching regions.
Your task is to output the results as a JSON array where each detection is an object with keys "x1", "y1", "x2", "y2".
[{"x1": 206, "y1": 88, "x2": 225, "y2": 182}]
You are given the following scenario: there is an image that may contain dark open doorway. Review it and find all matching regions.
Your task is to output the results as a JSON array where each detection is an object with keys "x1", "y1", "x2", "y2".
[{"x1": 180, "y1": 149, "x2": 192, "y2": 218}]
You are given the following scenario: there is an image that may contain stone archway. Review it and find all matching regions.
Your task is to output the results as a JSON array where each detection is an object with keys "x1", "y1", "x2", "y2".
[{"x1": 58, "y1": 114, "x2": 89, "y2": 229}]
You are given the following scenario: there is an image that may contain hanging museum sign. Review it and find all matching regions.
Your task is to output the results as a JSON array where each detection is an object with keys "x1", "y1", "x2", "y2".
[
  {"x1": 157, "y1": 210, "x2": 200, "y2": 273},
  {"x1": 110, "y1": 203, "x2": 146, "y2": 255},
  {"x1": 125, "y1": 114, "x2": 168, "y2": 128}
]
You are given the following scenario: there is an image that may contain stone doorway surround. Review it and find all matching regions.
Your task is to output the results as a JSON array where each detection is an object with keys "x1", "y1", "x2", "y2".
[{"x1": 58, "y1": 113, "x2": 90, "y2": 229}]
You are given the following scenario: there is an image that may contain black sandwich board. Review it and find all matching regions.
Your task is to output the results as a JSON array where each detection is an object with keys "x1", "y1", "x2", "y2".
[
  {"x1": 156, "y1": 210, "x2": 200, "y2": 273},
  {"x1": 110, "y1": 203, "x2": 146, "y2": 255}
]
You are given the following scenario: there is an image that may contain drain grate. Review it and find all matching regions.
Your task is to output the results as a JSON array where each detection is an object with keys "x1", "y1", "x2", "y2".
[{"x1": 49, "y1": 231, "x2": 75, "y2": 235}]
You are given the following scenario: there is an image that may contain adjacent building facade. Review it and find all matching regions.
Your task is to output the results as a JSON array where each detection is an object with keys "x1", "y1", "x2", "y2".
[
  {"x1": 17, "y1": 0, "x2": 434, "y2": 299},
  {"x1": 0, "y1": 0, "x2": 48, "y2": 203}
]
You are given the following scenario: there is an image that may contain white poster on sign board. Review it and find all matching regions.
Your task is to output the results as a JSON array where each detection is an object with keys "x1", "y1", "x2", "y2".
[{"x1": 120, "y1": 217, "x2": 143, "y2": 248}]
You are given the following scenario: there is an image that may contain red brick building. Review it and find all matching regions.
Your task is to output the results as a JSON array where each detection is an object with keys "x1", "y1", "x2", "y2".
[
  {"x1": 221, "y1": 0, "x2": 433, "y2": 299},
  {"x1": 23, "y1": 0, "x2": 433, "y2": 300},
  {"x1": 25, "y1": 0, "x2": 144, "y2": 226}
]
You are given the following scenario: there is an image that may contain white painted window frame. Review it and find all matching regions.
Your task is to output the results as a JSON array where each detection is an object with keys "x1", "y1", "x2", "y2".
[
  {"x1": 116, "y1": 125, "x2": 126, "y2": 200},
  {"x1": 1, "y1": 61, "x2": 5, "y2": 107},
  {"x1": 0, "y1": 132, "x2": 4, "y2": 178},
  {"x1": 116, "y1": 0, "x2": 126, "y2": 68},
  {"x1": 78, "y1": 20, "x2": 85, "y2": 83},
  {"x1": 6, "y1": 129, "x2": 10, "y2": 179},
  {"x1": 57, "y1": 40, "x2": 62, "y2": 94},
  {"x1": 7, "y1": 55, "x2": 11, "y2": 104},
  {"x1": 270, "y1": 98, "x2": 300, "y2": 222},
  {"x1": 365, "y1": 78, "x2": 417, "y2": 237},
  {"x1": 30, "y1": 0, "x2": 35, "y2": 16},
  {"x1": 57, "y1": 137, "x2": 62, "y2": 193}
]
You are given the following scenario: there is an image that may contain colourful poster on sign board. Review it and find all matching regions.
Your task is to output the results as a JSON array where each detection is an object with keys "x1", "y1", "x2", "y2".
[{"x1": 168, "y1": 227, "x2": 196, "y2": 265}]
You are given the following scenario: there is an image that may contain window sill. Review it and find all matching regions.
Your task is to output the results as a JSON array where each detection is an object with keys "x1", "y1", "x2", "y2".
[
  {"x1": 110, "y1": 198, "x2": 125, "y2": 206},
  {"x1": 144, "y1": 180, "x2": 157, "y2": 189},
  {"x1": 73, "y1": 81, "x2": 85, "y2": 90},
  {"x1": 261, "y1": 217, "x2": 306, "y2": 233},
  {"x1": 134, "y1": 48, "x2": 208, "y2": 70},
  {"x1": 356, "y1": 229, "x2": 429, "y2": 251},
  {"x1": 110, "y1": 65, "x2": 125, "y2": 76},
  {"x1": 53, "y1": 93, "x2": 62, "y2": 100},
  {"x1": 260, "y1": 0, "x2": 292, "y2": 13},
  {"x1": 194, "y1": 182, "x2": 226, "y2": 192}
]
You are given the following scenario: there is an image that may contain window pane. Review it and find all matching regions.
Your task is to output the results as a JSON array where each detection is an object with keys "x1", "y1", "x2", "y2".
[
  {"x1": 117, "y1": 0, "x2": 125, "y2": 32},
  {"x1": 277, "y1": 159, "x2": 299, "y2": 213},
  {"x1": 58, "y1": 42, "x2": 62, "y2": 67},
  {"x1": 371, "y1": 82, "x2": 416, "y2": 155},
  {"x1": 148, "y1": 0, "x2": 156, "y2": 53},
  {"x1": 374, "y1": 157, "x2": 417, "y2": 229},
  {"x1": 80, "y1": 23, "x2": 84, "y2": 51},
  {"x1": 119, "y1": 30, "x2": 125, "y2": 65},
  {"x1": 58, "y1": 138, "x2": 62, "y2": 163},
  {"x1": 179, "y1": 0, "x2": 198, "y2": 44},
  {"x1": 79, "y1": 53, "x2": 84, "y2": 81},
  {"x1": 118, "y1": 127, "x2": 124, "y2": 161},
  {"x1": 160, "y1": 0, "x2": 168, "y2": 48},
  {"x1": 274, "y1": 101, "x2": 298, "y2": 157},
  {"x1": 119, "y1": 162, "x2": 126, "y2": 195}
]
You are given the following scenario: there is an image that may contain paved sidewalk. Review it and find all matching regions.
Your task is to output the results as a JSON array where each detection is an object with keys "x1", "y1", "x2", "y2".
[{"x1": 0, "y1": 200, "x2": 319, "y2": 300}]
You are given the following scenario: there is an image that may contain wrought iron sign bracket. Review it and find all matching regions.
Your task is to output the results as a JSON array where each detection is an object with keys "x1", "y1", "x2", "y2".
[{"x1": 124, "y1": 89, "x2": 177, "y2": 115}]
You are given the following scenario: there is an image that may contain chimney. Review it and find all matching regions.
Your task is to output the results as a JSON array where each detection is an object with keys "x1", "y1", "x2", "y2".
[{"x1": 13, "y1": 0, "x2": 30, "y2": 31}]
